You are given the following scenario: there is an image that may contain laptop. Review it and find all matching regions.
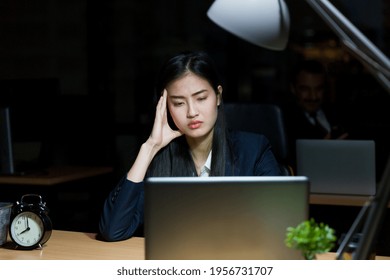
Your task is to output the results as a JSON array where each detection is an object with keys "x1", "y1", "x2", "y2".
[
  {"x1": 296, "y1": 139, "x2": 376, "y2": 195},
  {"x1": 144, "y1": 176, "x2": 309, "y2": 260}
]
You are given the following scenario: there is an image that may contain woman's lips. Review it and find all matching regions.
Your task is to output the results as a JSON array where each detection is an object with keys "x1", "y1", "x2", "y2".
[{"x1": 188, "y1": 120, "x2": 202, "y2": 129}]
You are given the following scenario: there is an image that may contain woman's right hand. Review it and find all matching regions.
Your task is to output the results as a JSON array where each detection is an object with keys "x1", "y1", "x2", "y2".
[
  {"x1": 147, "y1": 89, "x2": 183, "y2": 150},
  {"x1": 126, "y1": 90, "x2": 182, "y2": 182}
]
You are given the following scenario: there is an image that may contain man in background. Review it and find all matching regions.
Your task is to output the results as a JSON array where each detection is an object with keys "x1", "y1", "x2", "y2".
[{"x1": 282, "y1": 59, "x2": 348, "y2": 170}]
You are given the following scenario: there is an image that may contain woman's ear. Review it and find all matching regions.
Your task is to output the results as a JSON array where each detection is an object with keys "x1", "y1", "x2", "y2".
[{"x1": 217, "y1": 85, "x2": 223, "y2": 106}]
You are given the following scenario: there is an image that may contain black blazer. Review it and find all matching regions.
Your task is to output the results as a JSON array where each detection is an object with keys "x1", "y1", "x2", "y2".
[
  {"x1": 283, "y1": 103, "x2": 345, "y2": 171},
  {"x1": 99, "y1": 131, "x2": 282, "y2": 241}
]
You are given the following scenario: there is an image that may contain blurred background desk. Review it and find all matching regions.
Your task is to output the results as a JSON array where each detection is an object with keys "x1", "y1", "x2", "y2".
[
  {"x1": 0, "y1": 166, "x2": 114, "y2": 233},
  {"x1": 0, "y1": 166, "x2": 113, "y2": 186},
  {"x1": 310, "y1": 193, "x2": 390, "y2": 207}
]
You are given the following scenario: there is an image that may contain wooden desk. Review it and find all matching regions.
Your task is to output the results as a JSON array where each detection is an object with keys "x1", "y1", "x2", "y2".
[
  {"x1": 1, "y1": 230, "x2": 389, "y2": 260},
  {"x1": 310, "y1": 194, "x2": 390, "y2": 208},
  {"x1": 0, "y1": 230, "x2": 144, "y2": 260},
  {"x1": 310, "y1": 194, "x2": 371, "y2": 207},
  {"x1": 317, "y1": 253, "x2": 390, "y2": 260},
  {"x1": 0, "y1": 166, "x2": 113, "y2": 186}
]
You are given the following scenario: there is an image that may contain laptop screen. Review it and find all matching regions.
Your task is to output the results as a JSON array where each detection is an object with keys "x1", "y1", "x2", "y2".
[
  {"x1": 144, "y1": 176, "x2": 309, "y2": 260},
  {"x1": 296, "y1": 139, "x2": 376, "y2": 195}
]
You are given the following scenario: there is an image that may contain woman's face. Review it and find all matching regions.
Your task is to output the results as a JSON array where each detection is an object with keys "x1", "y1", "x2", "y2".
[{"x1": 166, "y1": 72, "x2": 222, "y2": 140}]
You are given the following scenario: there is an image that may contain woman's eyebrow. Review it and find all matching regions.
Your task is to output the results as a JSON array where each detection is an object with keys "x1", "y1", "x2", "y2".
[
  {"x1": 169, "y1": 89, "x2": 208, "y2": 99},
  {"x1": 192, "y1": 89, "x2": 208, "y2": 96}
]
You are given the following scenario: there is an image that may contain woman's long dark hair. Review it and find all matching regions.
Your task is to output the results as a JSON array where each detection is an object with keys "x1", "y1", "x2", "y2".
[{"x1": 147, "y1": 51, "x2": 232, "y2": 177}]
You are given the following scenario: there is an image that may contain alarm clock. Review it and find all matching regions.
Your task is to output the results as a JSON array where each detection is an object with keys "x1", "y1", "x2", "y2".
[{"x1": 9, "y1": 194, "x2": 52, "y2": 249}]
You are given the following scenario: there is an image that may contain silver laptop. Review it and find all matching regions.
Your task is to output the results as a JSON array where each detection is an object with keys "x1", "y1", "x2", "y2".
[
  {"x1": 144, "y1": 176, "x2": 309, "y2": 260},
  {"x1": 296, "y1": 139, "x2": 376, "y2": 195}
]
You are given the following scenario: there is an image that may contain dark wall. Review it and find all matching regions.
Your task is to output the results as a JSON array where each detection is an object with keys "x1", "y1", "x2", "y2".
[{"x1": 1, "y1": 0, "x2": 390, "y2": 177}]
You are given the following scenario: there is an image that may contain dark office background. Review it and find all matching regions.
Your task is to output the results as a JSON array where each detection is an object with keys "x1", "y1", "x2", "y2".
[
  {"x1": 2, "y1": 0, "x2": 390, "y2": 249},
  {"x1": 2, "y1": 0, "x2": 390, "y2": 175}
]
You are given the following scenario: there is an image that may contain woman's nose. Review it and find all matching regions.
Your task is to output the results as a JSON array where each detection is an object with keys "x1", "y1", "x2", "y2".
[{"x1": 187, "y1": 102, "x2": 198, "y2": 118}]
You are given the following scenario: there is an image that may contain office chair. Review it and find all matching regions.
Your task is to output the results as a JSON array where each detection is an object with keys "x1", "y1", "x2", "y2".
[{"x1": 224, "y1": 103, "x2": 292, "y2": 175}]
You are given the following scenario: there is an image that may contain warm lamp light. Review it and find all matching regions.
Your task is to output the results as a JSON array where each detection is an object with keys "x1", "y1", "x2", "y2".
[{"x1": 207, "y1": 0, "x2": 290, "y2": 51}]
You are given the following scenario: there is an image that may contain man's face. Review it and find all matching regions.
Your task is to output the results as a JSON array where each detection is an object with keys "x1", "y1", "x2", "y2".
[{"x1": 291, "y1": 71, "x2": 325, "y2": 114}]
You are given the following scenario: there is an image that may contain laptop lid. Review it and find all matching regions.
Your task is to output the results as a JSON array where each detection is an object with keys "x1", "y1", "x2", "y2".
[
  {"x1": 296, "y1": 139, "x2": 376, "y2": 195},
  {"x1": 144, "y1": 176, "x2": 309, "y2": 260}
]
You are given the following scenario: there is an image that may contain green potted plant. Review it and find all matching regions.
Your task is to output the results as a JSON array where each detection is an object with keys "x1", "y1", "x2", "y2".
[{"x1": 285, "y1": 218, "x2": 337, "y2": 260}]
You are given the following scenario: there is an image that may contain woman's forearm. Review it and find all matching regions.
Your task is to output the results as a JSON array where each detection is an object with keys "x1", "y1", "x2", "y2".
[{"x1": 126, "y1": 139, "x2": 160, "y2": 182}]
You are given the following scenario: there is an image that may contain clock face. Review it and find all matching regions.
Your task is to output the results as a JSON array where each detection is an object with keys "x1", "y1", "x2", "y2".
[{"x1": 10, "y1": 211, "x2": 44, "y2": 248}]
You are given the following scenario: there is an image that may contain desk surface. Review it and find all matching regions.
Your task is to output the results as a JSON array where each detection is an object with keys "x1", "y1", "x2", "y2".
[
  {"x1": 0, "y1": 166, "x2": 113, "y2": 186},
  {"x1": 310, "y1": 194, "x2": 370, "y2": 207},
  {"x1": 0, "y1": 230, "x2": 144, "y2": 260},
  {"x1": 310, "y1": 194, "x2": 390, "y2": 208},
  {"x1": 1, "y1": 230, "x2": 389, "y2": 260}
]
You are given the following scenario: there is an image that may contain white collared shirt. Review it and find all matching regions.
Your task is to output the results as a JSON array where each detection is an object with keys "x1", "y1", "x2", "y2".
[
  {"x1": 199, "y1": 151, "x2": 212, "y2": 177},
  {"x1": 305, "y1": 109, "x2": 331, "y2": 133}
]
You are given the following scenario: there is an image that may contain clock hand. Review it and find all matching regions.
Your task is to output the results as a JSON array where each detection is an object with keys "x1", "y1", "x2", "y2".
[
  {"x1": 19, "y1": 227, "x2": 30, "y2": 235},
  {"x1": 19, "y1": 217, "x2": 31, "y2": 235}
]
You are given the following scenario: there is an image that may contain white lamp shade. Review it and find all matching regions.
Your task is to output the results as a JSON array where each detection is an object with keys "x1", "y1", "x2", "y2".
[{"x1": 207, "y1": 0, "x2": 290, "y2": 50}]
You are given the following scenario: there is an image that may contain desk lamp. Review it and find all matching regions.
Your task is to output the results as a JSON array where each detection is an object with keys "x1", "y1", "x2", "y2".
[
  {"x1": 207, "y1": 0, "x2": 290, "y2": 51},
  {"x1": 207, "y1": 0, "x2": 390, "y2": 260}
]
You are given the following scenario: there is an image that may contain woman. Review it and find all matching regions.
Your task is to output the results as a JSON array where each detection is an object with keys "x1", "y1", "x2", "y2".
[{"x1": 99, "y1": 51, "x2": 282, "y2": 241}]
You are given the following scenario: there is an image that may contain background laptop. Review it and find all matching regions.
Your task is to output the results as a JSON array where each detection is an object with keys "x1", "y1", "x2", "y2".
[
  {"x1": 296, "y1": 139, "x2": 376, "y2": 195},
  {"x1": 144, "y1": 176, "x2": 309, "y2": 260}
]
